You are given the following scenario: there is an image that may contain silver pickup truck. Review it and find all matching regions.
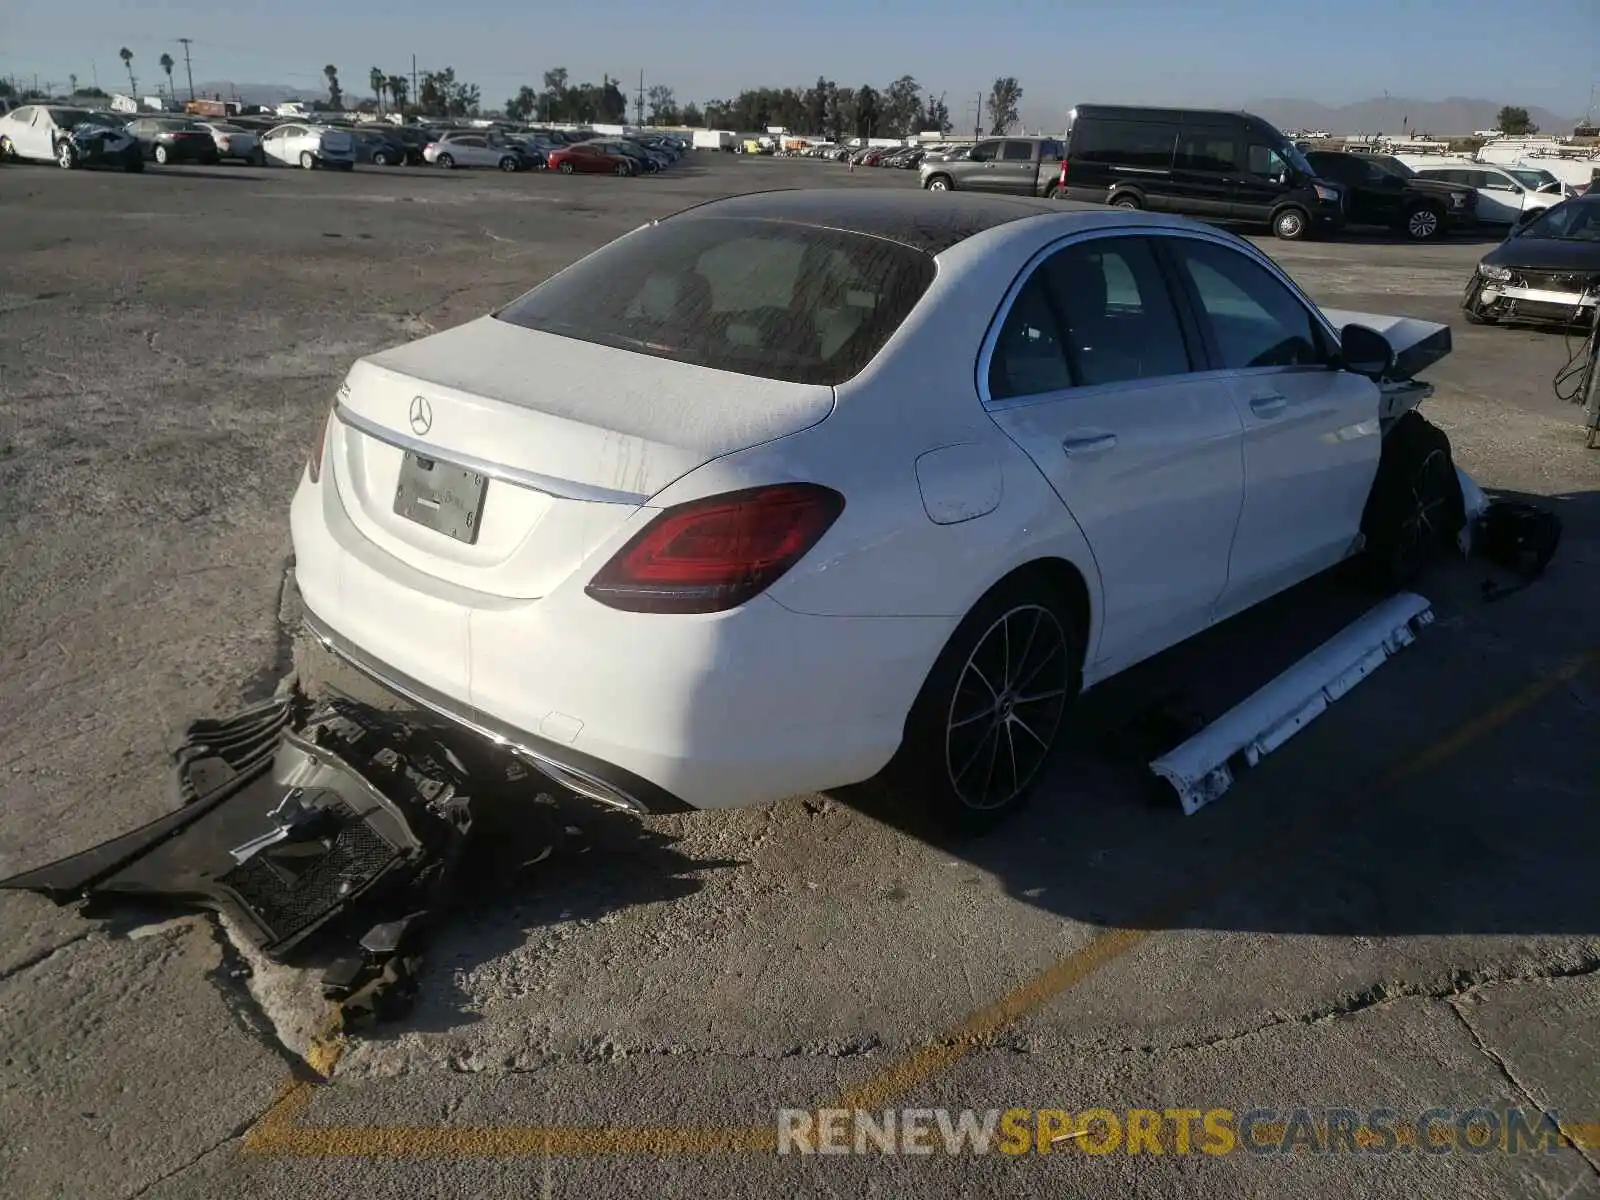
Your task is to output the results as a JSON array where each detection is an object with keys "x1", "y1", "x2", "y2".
[{"x1": 919, "y1": 135, "x2": 1065, "y2": 196}]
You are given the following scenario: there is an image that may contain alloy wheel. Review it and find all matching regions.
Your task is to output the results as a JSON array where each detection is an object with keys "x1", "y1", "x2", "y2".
[
  {"x1": 944, "y1": 605, "x2": 1071, "y2": 811},
  {"x1": 1408, "y1": 209, "x2": 1440, "y2": 240}
]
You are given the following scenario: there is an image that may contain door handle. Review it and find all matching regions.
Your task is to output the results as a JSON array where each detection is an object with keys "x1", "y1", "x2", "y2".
[
  {"x1": 1061, "y1": 432, "x2": 1118, "y2": 457},
  {"x1": 1249, "y1": 394, "x2": 1288, "y2": 417}
]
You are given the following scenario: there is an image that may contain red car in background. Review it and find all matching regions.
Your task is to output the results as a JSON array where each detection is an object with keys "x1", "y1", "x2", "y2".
[{"x1": 547, "y1": 142, "x2": 636, "y2": 176}]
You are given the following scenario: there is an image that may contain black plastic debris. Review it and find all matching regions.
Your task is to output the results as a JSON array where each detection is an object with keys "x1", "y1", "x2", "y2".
[{"x1": 1, "y1": 696, "x2": 474, "y2": 1025}]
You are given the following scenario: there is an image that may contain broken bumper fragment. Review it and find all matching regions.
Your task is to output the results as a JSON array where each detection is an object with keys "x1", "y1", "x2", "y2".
[{"x1": 1, "y1": 696, "x2": 474, "y2": 1022}]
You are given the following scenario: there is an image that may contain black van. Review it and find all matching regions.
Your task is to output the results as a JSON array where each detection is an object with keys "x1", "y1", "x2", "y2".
[{"x1": 1057, "y1": 105, "x2": 1345, "y2": 240}]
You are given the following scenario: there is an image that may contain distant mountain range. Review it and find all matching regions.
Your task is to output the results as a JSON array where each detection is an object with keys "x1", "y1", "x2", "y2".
[
  {"x1": 1241, "y1": 96, "x2": 1578, "y2": 136},
  {"x1": 185, "y1": 81, "x2": 325, "y2": 105}
]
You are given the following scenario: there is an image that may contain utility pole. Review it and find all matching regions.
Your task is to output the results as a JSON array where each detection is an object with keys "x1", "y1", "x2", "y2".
[
  {"x1": 178, "y1": 38, "x2": 195, "y2": 102},
  {"x1": 91, "y1": 59, "x2": 99, "y2": 90},
  {"x1": 972, "y1": 92, "x2": 983, "y2": 140},
  {"x1": 635, "y1": 69, "x2": 645, "y2": 127},
  {"x1": 411, "y1": 55, "x2": 418, "y2": 114}
]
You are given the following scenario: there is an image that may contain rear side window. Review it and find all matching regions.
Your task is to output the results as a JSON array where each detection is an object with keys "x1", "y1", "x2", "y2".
[
  {"x1": 1001, "y1": 140, "x2": 1034, "y2": 162},
  {"x1": 1071, "y1": 118, "x2": 1177, "y2": 168},
  {"x1": 496, "y1": 217, "x2": 937, "y2": 387}
]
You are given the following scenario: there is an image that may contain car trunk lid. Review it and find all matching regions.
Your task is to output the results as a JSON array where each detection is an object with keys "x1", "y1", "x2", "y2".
[{"x1": 329, "y1": 315, "x2": 835, "y2": 599}]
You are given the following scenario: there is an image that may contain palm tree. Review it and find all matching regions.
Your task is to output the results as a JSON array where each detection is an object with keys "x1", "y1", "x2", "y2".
[
  {"x1": 119, "y1": 47, "x2": 136, "y2": 96},
  {"x1": 386, "y1": 74, "x2": 408, "y2": 114},
  {"x1": 159, "y1": 53, "x2": 175, "y2": 104},
  {"x1": 369, "y1": 66, "x2": 384, "y2": 114},
  {"x1": 323, "y1": 64, "x2": 342, "y2": 110}
]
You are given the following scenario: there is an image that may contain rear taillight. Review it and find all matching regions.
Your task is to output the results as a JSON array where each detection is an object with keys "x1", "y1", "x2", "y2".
[
  {"x1": 586, "y1": 484, "x2": 845, "y2": 614},
  {"x1": 1058, "y1": 159, "x2": 1068, "y2": 187},
  {"x1": 307, "y1": 409, "x2": 332, "y2": 483}
]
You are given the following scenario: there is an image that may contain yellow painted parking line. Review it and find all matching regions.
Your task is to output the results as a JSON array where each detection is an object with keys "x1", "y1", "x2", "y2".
[{"x1": 240, "y1": 648, "x2": 1599, "y2": 1158}]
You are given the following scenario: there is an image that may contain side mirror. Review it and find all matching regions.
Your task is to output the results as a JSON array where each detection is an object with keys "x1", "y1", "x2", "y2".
[{"x1": 1339, "y1": 324, "x2": 1394, "y2": 381}]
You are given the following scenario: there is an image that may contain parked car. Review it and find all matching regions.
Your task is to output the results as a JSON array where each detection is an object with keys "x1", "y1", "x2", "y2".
[
  {"x1": 350, "y1": 127, "x2": 408, "y2": 167},
  {"x1": 1409, "y1": 162, "x2": 1566, "y2": 227},
  {"x1": 424, "y1": 132, "x2": 527, "y2": 171},
  {"x1": 291, "y1": 190, "x2": 1451, "y2": 834},
  {"x1": 0, "y1": 105, "x2": 142, "y2": 171},
  {"x1": 596, "y1": 138, "x2": 668, "y2": 173},
  {"x1": 1055, "y1": 105, "x2": 1344, "y2": 240},
  {"x1": 123, "y1": 116, "x2": 222, "y2": 165},
  {"x1": 381, "y1": 125, "x2": 431, "y2": 165},
  {"x1": 260, "y1": 122, "x2": 356, "y2": 170},
  {"x1": 920, "y1": 135, "x2": 1065, "y2": 197},
  {"x1": 195, "y1": 120, "x2": 264, "y2": 165},
  {"x1": 546, "y1": 142, "x2": 637, "y2": 175},
  {"x1": 1303, "y1": 151, "x2": 1477, "y2": 241},
  {"x1": 1461, "y1": 193, "x2": 1600, "y2": 327}
]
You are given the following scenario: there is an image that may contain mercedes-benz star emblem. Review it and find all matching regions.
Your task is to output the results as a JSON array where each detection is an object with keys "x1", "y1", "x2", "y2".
[{"x1": 408, "y1": 395, "x2": 433, "y2": 436}]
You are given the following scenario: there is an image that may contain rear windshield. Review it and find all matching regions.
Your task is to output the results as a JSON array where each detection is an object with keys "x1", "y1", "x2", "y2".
[{"x1": 495, "y1": 216, "x2": 937, "y2": 386}]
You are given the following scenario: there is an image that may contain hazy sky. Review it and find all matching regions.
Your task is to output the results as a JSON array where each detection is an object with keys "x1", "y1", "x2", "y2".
[{"x1": 3, "y1": 0, "x2": 1594, "y2": 121}]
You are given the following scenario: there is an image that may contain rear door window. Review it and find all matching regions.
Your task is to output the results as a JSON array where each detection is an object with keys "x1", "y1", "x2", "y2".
[
  {"x1": 969, "y1": 140, "x2": 1002, "y2": 162},
  {"x1": 1001, "y1": 140, "x2": 1035, "y2": 162},
  {"x1": 988, "y1": 273, "x2": 1073, "y2": 401},
  {"x1": 1176, "y1": 132, "x2": 1241, "y2": 173},
  {"x1": 1039, "y1": 237, "x2": 1192, "y2": 386},
  {"x1": 496, "y1": 216, "x2": 937, "y2": 386}
]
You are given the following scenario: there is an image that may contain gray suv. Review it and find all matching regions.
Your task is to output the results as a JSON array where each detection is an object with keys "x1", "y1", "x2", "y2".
[{"x1": 919, "y1": 136, "x2": 1065, "y2": 196}]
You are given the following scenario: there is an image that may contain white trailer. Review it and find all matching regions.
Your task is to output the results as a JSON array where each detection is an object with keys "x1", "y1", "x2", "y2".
[{"x1": 693, "y1": 129, "x2": 735, "y2": 151}]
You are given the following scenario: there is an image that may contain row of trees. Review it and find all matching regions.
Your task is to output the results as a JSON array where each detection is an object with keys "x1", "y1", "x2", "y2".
[
  {"x1": 303, "y1": 65, "x2": 1030, "y2": 136},
  {"x1": 494, "y1": 72, "x2": 1025, "y2": 138}
]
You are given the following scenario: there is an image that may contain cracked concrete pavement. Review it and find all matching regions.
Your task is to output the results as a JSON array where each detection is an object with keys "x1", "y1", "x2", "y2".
[{"x1": 1, "y1": 157, "x2": 1596, "y2": 1198}]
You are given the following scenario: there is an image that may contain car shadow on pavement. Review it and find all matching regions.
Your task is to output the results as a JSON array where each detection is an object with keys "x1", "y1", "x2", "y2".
[{"x1": 843, "y1": 486, "x2": 1599, "y2": 942}]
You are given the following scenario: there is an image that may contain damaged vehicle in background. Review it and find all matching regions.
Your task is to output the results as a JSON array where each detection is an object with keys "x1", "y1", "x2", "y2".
[
  {"x1": 0, "y1": 104, "x2": 143, "y2": 171},
  {"x1": 1463, "y1": 193, "x2": 1600, "y2": 327},
  {"x1": 194, "y1": 120, "x2": 265, "y2": 165},
  {"x1": 290, "y1": 192, "x2": 1461, "y2": 836}
]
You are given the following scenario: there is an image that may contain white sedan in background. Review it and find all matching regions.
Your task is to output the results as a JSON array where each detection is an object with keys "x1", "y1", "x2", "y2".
[
  {"x1": 195, "y1": 120, "x2": 264, "y2": 165},
  {"x1": 291, "y1": 191, "x2": 1454, "y2": 833},
  {"x1": 423, "y1": 132, "x2": 527, "y2": 171},
  {"x1": 260, "y1": 122, "x2": 355, "y2": 170}
]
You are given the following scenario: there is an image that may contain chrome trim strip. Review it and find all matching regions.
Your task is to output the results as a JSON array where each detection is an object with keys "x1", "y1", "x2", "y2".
[
  {"x1": 302, "y1": 607, "x2": 649, "y2": 815},
  {"x1": 334, "y1": 402, "x2": 651, "y2": 507},
  {"x1": 974, "y1": 223, "x2": 1344, "y2": 412}
]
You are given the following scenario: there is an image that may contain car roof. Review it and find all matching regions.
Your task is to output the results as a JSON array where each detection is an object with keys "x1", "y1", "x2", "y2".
[{"x1": 667, "y1": 189, "x2": 1101, "y2": 255}]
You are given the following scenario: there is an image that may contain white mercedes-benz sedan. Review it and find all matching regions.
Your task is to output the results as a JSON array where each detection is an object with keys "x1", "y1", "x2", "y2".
[{"x1": 290, "y1": 190, "x2": 1449, "y2": 832}]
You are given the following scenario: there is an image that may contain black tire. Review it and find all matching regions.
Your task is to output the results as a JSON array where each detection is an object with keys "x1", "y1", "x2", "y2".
[
  {"x1": 372, "y1": 150, "x2": 390, "y2": 166},
  {"x1": 614, "y1": 161, "x2": 631, "y2": 176},
  {"x1": 1110, "y1": 193, "x2": 1142, "y2": 209},
  {"x1": 56, "y1": 141, "x2": 76, "y2": 169},
  {"x1": 924, "y1": 174, "x2": 952, "y2": 191},
  {"x1": 558, "y1": 161, "x2": 574, "y2": 174},
  {"x1": 154, "y1": 145, "x2": 170, "y2": 165},
  {"x1": 436, "y1": 153, "x2": 454, "y2": 169},
  {"x1": 1272, "y1": 205, "x2": 1311, "y2": 240},
  {"x1": 1359, "y1": 410, "x2": 1465, "y2": 592},
  {"x1": 498, "y1": 155, "x2": 518, "y2": 172},
  {"x1": 881, "y1": 574, "x2": 1083, "y2": 837},
  {"x1": 300, "y1": 150, "x2": 317, "y2": 170},
  {"x1": 1403, "y1": 204, "x2": 1445, "y2": 242},
  {"x1": 0, "y1": 137, "x2": 16, "y2": 162}
]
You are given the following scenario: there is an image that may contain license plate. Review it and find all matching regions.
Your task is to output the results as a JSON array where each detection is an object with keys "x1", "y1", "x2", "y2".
[{"x1": 393, "y1": 452, "x2": 488, "y2": 544}]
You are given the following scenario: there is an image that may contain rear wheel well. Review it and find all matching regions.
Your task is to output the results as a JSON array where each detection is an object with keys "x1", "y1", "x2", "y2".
[{"x1": 987, "y1": 558, "x2": 1091, "y2": 664}]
